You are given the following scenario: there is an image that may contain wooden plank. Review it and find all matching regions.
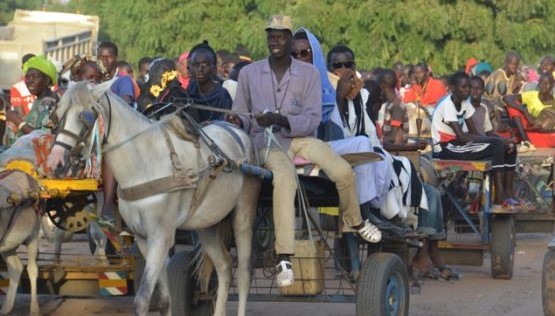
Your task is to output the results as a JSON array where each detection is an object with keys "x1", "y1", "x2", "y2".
[{"x1": 432, "y1": 159, "x2": 491, "y2": 172}]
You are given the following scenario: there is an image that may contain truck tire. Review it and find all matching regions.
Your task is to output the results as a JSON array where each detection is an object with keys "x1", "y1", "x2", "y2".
[
  {"x1": 356, "y1": 253, "x2": 409, "y2": 316},
  {"x1": 490, "y1": 214, "x2": 515, "y2": 279},
  {"x1": 167, "y1": 250, "x2": 212, "y2": 316},
  {"x1": 543, "y1": 248, "x2": 555, "y2": 316}
]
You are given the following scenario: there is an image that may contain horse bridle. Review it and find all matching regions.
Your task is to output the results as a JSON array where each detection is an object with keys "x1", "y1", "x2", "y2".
[{"x1": 53, "y1": 92, "x2": 112, "y2": 156}]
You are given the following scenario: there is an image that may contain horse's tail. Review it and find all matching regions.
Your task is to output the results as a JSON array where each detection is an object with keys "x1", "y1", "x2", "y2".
[{"x1": 194, "y1": 214, "x2": 234, "y2": 293}]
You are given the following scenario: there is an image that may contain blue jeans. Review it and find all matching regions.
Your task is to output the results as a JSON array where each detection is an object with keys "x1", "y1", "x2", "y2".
[{"x1": 418, "y1": 183, "x2": 446, "y2": 240}]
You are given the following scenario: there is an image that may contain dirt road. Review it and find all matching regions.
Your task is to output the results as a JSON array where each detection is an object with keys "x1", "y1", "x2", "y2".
[{"x1": 4, "y1": 232, "x2": 551, "y2": 315}]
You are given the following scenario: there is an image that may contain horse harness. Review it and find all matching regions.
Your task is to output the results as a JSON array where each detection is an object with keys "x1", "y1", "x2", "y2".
[{"x1": 54, "y1": 93, "x2": 249, "y2": 219}]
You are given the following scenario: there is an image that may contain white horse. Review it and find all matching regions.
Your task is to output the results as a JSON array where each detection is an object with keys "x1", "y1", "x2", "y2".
[
  {"x1": 47, "y1": 81, "x2": 260, "y2": 316},
  {"x1": 0, "y1": 170, "x2": 40, "y2": 316}
]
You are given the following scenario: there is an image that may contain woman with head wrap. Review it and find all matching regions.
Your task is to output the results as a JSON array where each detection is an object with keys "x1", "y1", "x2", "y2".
[
  {"x1": 5, "y1": 55, "x2": 59, "y2": 147},
  {"x1": 137, "y1": 57, "x2": 199, "y2": 121}
]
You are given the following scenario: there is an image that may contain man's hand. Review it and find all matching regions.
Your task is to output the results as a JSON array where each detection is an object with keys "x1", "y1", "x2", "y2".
[
  {"x1": 6, "y1": 109, "x2": 22, "y2": 125},
  {"x1": 336, "y1": 69, "x2": 356, "y2": 100},
  {"x1": 225, "y1": 114, "x2": 243, "y2": 128},
  {"x1": 500, "y1": 137, "x2": 516, "y2": 153},
  {"x1": 416, "y1": 139, "x2": 428, "y2": 150},
  {"x1": 255, "y1": 112, "x2": 288, "y2": 128}
]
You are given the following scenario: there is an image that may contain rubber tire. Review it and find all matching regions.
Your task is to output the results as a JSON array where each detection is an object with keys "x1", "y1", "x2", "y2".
[
  {"x1": 419, "y1": 154, "x2": 439, "y2": 187},
  {"x1": 167, "y1": 250, "x2": 212, "y2": 316},
  {"x1": 490, "y1": 214, "x2": 516, "y2": 279},
  {"x1": 543, "y1": 248, "x2": 555, "y2": 316},
  {"x1": 356, "y1": 253, "x2": 409, "y2": 316},
  {"x1": 41, "y1": 214, "x2": 73, "y2": 243},
  {"x1": 252, "y1": 207, "x2": 275, "y2": 268}
]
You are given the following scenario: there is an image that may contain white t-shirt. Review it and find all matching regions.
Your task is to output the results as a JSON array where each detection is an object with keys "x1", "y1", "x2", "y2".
[{"x1": 431, "y1": 94, "x2": 475, "y2": 152}]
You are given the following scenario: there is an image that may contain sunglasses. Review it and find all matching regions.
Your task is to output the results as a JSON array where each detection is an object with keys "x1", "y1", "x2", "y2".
[
  {"x1": 332, "y1": 61, "x2": 355, "y2": 69},
  {"x1": 291, "y1": 49, "x2": 311, "y2": 58}
]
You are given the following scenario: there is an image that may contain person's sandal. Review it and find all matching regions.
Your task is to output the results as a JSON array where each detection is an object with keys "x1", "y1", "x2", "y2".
[
  {"x1": 275, "y1": 260, "x2": 294, "y2": 287},
  {"x1": 523, "y1": 140, "x2": 536, "y2": 152},
  {"x1": 437, "y1": 265, "x2": 463, "y2": 280},
  {"x1": 356, "y1": 219, "x2": 382, "y2": 243}
]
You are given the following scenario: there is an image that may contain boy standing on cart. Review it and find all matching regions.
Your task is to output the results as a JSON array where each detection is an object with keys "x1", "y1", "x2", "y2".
[{"x1": 229, "y1": 14, "x2": 381, "y2": 287}]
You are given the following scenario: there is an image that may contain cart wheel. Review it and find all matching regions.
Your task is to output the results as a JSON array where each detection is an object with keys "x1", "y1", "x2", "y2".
[
  {"x1": 252, "y1": 207, "x2": 275, "y2": 268},
  {"x1": 543, "y1": 248, "x2": 555, "y2": 316},
  {"x1": 490, "y1": 214, "x2": 515, "y2": 279},
  {"x1": 41, "y1": 214, "x2": 73, "y2": 243},
  {"x1": 45, "y1": 193, "x2": 96, "y2": 233},
  {"x1": 168, "y1": 250, "x2": 213, "y2": 316},
  {"x1": 356, "y1": 253, "x2": 409, "y2": 316}
]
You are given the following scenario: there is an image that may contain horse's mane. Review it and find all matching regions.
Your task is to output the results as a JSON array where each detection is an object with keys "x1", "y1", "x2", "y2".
[{"x1": 57, "y1": 81, "x2": 151, "y2": 125}]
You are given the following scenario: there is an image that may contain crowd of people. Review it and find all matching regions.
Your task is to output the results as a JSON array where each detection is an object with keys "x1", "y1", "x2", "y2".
[{"x1": 2, "y1": 13, "x2": 554, "y2": 288}]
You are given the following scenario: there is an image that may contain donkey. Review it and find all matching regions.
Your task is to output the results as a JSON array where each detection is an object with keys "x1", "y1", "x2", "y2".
[{"x1": 0, "y1": 170, "x2": 40, "y2": 315}]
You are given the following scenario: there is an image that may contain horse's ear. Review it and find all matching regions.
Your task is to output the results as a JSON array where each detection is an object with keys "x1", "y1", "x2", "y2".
[{"x1": 90, "y1": 78, "x2": 116, "y2": 100}]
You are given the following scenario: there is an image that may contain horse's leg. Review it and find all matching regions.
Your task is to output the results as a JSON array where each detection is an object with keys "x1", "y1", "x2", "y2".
[
  {"x1": 135, "y1": 235, "x2": 170, "y2": 316},
  {"x1": 0, "y1": 251, "x2": 22, "y2": 315},
  {"x1": 133, "y1": 232, "x2": 174, "y2": 316},
  {"x1": 232, "y1": 178, "x2": 260, "y2": 316},
  {"x1": 53, "y1": 227, "x2": 65, "y2": 263},
  {"x1": 26, "y1": 232, "x2": 40, "y2": 316},
  {"x1": 197, "y1": 226, "x2": 232, "y2": 316},
  {"x1": 155, "y1": 261, "x2": 171, "y2": 316},
  {"x1": 89, "y1": 221, "x2": 109, "y2": 266}
]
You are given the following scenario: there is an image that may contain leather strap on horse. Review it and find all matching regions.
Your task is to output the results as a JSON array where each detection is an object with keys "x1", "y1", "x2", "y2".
[{"x1": 117, "y1": 128, "x2": 199, "y2": 200}]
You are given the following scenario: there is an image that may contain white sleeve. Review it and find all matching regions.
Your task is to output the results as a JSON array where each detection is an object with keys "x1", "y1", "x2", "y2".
[
  {"x1": 442, "y1": 100, "x2": 459, "y2": 122},
  {"x1": 483, "y1": 105, "x2": 493, "y2": 132}
]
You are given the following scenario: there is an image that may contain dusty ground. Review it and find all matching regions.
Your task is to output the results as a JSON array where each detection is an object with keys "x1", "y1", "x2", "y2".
[{"x1": 1, "y1": 232, "x2": 551, "y2": 315}]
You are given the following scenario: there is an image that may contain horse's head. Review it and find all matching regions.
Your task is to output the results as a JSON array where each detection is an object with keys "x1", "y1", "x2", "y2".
[{"x1": 47, "y1": 80, "x2": 113, "y2": 177}]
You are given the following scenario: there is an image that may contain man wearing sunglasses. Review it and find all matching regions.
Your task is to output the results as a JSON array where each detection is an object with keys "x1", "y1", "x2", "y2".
[
  {"x1": 232, "y1": 15, "x2": 382, "y2": 288},
  {"x1": 293, "y1": 28, "x2": 408, "y2": 235}
]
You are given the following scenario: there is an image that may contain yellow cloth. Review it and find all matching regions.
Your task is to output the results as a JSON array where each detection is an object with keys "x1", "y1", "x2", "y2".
[
  {"x1": 521, "y1": 91, "x2": 553, "y2": 117},
  {"x1": 319, "y1": 207, "x2": 339, "y2": 216},
  {"x1": 23, "y1": 56, "x2": 58, "y2": 85}
]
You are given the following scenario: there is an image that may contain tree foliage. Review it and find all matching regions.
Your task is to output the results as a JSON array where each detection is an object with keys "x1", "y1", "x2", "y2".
[{"x1": 2, "y1": 0, "x2": 555, "y2": 74}]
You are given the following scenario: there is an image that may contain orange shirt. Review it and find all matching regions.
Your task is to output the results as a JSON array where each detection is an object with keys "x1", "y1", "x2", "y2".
[
  {"x1": 402, "y1": 77, "x2": 447, "y2": 107},
  {"x1": 10, "y1": 80, "x2": 36, "y2": 115}
]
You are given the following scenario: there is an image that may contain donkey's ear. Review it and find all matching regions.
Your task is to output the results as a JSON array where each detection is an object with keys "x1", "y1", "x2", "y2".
[{"x1": 90, "y1": 78, "x2": 116, "y2": 100}]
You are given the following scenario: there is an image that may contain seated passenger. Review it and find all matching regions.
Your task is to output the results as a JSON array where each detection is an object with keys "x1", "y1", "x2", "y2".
[
  {"x1": 231, "y1": 15, "x2": 381, "y2": 287},
  {"x1": 378, "y1": 69, "x2": 459, "y2": 280},
  {"x1": 502, "y1": 72, "x2": 554, "y2": 151},
  {"x1": 137, "y1": 58, "x2": 200, "y2": 121},
  {"x1": 5, "y1": 56, "x2": 59, "y2": 148},
  {"x1": 327, "y1": 44, "x2": 427, "y2": 229},
  {"x1": 186, "y1": 41, "x2": 233, "y2": 122},
  {"x1": 401, "y1": 62, "x2": 448, "y2": 135},
  {"x1": 484, "y1": 51, "x2": 524, "y2": 133},
  {"x1": 432, "y1": 71, "x2": 518, "y2": 208},
  {"x1": 292, "y1": 29, "x2": 397, "y2": 234}
]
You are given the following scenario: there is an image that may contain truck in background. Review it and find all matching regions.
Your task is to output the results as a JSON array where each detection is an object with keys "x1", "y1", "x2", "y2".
[{"x1": 0, "y1": 9, "x2": 99, "y2": 91}]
